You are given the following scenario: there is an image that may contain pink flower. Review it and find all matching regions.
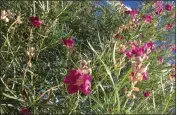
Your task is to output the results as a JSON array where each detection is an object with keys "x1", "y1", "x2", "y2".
[
  {"x1": 20, "y1": 108, "x2": 30, "y2": 115},
  {"x1": 143, "y1": 15, "x2": 153, "y2": 23},
  {"x1": 29, "y1": 16, "x2": 42, "y2": 27},
  {"x1": 155, "y1": 7, "x2": 163, "y2": 15},
  {"x1": 63, "y1": 69, "x2": 92, "y2": 95},
  {"x1": 155, "y1": 1, "x2": 163, "y2": 15},
  {"x1": 130, "y1": 9, "x2": 139, "y2": 19},
  {"x1": 125, "y1": 9, "x2": 138, "y2": 19},
  {"x1": 165, "y1": 4, "x2": 173, "y2": 11},
  {"x1": 62, "y1": 37, "x2": 74, "y2": 48},
  {"x1": 143, "y1": 91, "x2": 150, "y2": 97},
  {"x1": 142, "y1": 72, "x2": 148, "y2": 80},
  {"x1": 166, "y1": 23, "x2": 172, "y2": 30},
  {"x1": 124, "y1": 50, "x2": 132, "y2": 58},
  {"x1": 147, "y1": 41, "x2": 154, "y2": 51},
  {"x1": 157, "y1": 56, "x2": 163, "y2": 64},
  {"x1": 155, "y1": 1, "x2": 163, "y2": 7}
]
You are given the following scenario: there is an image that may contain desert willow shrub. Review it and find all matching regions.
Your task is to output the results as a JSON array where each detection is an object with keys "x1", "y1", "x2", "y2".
[{"x1": 0, "y1": 0, "x2": 175, "y2": 114}]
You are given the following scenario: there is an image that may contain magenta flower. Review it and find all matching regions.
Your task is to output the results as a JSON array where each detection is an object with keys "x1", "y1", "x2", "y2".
[
  {"x1": 62, "y1": 37, "x2": 74, "y2": 48},
  {"x1": 157, "y1": 56, "x2": 163, "y2": 64},
  {"x1": 29, "y1": 16, "x2": 42, "y2": 27},
  {"x1": 143, "y1": 91, "x2": 150, "y2": 97},
  {"x1": 143, "y1": 15, "x2": 153, "y2": 23},
  {"x1": 124, "y1": 50, "x2": 132, "y2": 58},
  {"x1": 155, "y1": 8, "x2": 163, "y2": 15},
  {"x1": 147, "y1": 41, "x2": 154, "y2": 51},
  {"x1": 20, "y1": 108, "x2": 30, "y2": 115},
  {"x1": 142, "y1": 72, "x2": 148, "y2": 80},
  {"x1": 125, "y1": 9, "x2": 138, "y2": 19},
  {"x1": 130, "y1": 9, "x2": 139, "y2": 19},
  {"x1": 124, "y1": 41, "x2": 154, "y2": 58},
  {"x1": 63, "y1": 69, "x2": 92, "y2": 95},
  {"x1": 166, "y1": 23, "x2": 172, "y2": 31},
  {"x1": 165, "y1": 4, "x2": 173, "y2": 11},
  {"x1": 155, "y1": 1, "x2": 163, "y2": 15},
  {"x1": 155, "y1": 1, "x2": 163, "y2": 7}
]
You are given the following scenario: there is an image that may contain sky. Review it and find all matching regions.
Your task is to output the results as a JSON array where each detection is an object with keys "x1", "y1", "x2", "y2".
[{"x1": 122, "y1": 1, "x2": 142, "y2": 9}]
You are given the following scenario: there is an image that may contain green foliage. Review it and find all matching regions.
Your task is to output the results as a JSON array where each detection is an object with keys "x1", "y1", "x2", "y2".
[{"x1": 0, "y1": 1, "x2": 175, "y2": 114}]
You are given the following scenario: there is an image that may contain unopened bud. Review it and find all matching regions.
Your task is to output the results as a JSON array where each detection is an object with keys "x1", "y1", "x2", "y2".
[
  {"x1": 4, "y1": 17, "x2": 9, "y2": 22},
  {"x1": 137, "y1": 73, "x2": 143, "y2": 82},
  {"x1": 30, "y1": 47, "x2": 35, "y2": 52},
  {"x1": 81, "y1": 60, "x2": 87, "y2": 67},
  {"x1": 132, "y1": 94, "x2": 136, "y2": 99},
  {"x1": 133, "y1": 87, "x2": 139, "y2": 92}
]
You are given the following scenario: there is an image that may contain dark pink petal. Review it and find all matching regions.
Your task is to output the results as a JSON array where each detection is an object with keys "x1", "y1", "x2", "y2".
[
  {"x1": 165, "y1": 4, "x2": 173, "y2": 11},
  {"x1": 125, "y1": 10, "x2": 131, "y2": 14},
  {"x1": 29, "y1": 16, "x2": 42, "y2": 27},
  {"x1": 63, "y1": 69, "x2": 82, "y2": 85},
  {"x1": 67, "y1": 85, "x2": 79, "y2": 94},
  {"x1": 155, "y1": 7, "x2": 163, "y2": 15},
  {"x1": 155, "y1": 1, "x2": 163, "y2": 8},
  {"x1": 143, "y1": 15, "x2": 153, "y2": 23},
  {"x1": 79, "y1": 79, "x2": 91, "y2": 95},
  {"x1": 155, "y1": 1, "x2": 163, "y2": 15},
  {"x1": 20, "y1": 108, "x2": 30, "y2": 115},
  {"x1": 143, "y1": 91, "x2": 150, "y2": 97},
  {"x1": 62, "y1": 37, "x2": 74, "y2": 48},
  {"x1": 166, "y1": 23, "x2": 172, "y2": 30},
  {"x1": 124, "y1": 50, "x2": 132, "y2": 58},
  {"x1": 130, "y1": 9, "x2": 139, "y2": 19},
  {"x1": 142, "y1": 72, "x2": 148, "y2": 80}
]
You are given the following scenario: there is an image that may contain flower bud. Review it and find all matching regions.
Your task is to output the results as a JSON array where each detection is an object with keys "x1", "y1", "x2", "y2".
[
  {"x1": 137, "y1": 73, "x2": 143, "y2": 82},
  {"x1": 132, "y1": 94, "x2": 136, "y2": 99},
  {"x1": 138, "y1": 66, "x2": 147, "y2": 74},
  {"x1": 81, "y1": 60, "x2": 87, "y2": 67},
  {"x1": 30, "y1": 47, "x2": 35, "y2": 52},
  {"x1": 133, "y1": 87, "x2": 139, "y2": 92},
  {"x1": 131, "y1": 63, "x2": 137, "y2": 72},
  {"x1": 4, "y1": 17, "x2": 9, "y2": 22}
]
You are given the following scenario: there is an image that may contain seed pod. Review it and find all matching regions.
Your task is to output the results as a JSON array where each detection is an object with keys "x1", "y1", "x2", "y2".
[{"x1": 124, "y1": 87, "x2": 128, "y2": 94}]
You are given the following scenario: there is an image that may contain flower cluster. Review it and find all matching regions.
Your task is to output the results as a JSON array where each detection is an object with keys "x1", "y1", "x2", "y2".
[
  {"x1": 154, "y1": 1, "x2": 163, "y2": 15},
  {"x1": 63, "y1": 60, "x2": 92, "y2": 95},
  {"x1": 63, "y1": 69, "x2": 92, "y2": 95},
  {"x1": 125, "y1": 9, "x2": 139, "y2": 19},
  {"x1": 123, "y1": 41, "x2": 154, "y2": 59},
  {"x1": 123, "y1": 41, "x2": 154, "y2": 98}
]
